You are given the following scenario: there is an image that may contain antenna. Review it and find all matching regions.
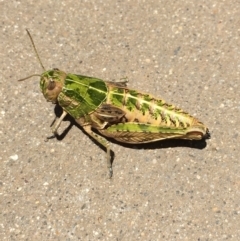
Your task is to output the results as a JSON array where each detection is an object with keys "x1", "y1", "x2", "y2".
[
  {"x1": 17, "y1": 29, "x2": 46, "y2": 82},
  {"x1": 18, "y1": 74, "x2": 41, "y2": 81},
  {"x1": 26, "y1": 29, "x2": 46, "y2": 71}
]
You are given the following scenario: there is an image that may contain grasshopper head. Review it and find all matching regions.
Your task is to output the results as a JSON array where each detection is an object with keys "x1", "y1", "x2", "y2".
[
  {"x1": 40, "y1": 68, "x2": 66, "y2": 103},
  {"x1": 18, "y1": 30, "x2": 67, "y2": 104}
]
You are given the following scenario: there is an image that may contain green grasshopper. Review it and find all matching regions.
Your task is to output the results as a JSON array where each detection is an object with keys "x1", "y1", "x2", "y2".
[{"x1": 19, "y1": 29, "x2": 210, "y2": 177}]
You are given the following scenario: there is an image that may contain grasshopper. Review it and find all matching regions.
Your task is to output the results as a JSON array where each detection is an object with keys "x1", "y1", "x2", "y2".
[{"x1": 19, "y1": 29, "x2": 210, "y2": 177}]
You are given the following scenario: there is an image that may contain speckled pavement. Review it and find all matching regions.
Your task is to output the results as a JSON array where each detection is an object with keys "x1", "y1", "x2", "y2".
[{"x1": 1, "y1": 0, "x2": 239, "y2": 240}]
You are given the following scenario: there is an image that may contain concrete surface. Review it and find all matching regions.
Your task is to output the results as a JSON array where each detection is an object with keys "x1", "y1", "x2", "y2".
[{"x1": 1, "y1": 0, "x2": 239, "y2": 240}]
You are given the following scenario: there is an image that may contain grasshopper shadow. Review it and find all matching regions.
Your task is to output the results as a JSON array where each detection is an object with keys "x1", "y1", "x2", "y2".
[
  {"x1": 52, "y1": 105, "x2": 116, "y2": 162},
  {"x1": 51, "y1": 104, "x2": 74, "y2": 140},
  {"x1": 51, "y1": 105, "x2": 209, "y2": 171}
]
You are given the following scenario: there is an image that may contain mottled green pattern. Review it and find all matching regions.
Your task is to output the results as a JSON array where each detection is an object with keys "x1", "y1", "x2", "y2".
[
  {"x1": 125, "y1": 90, "x2": 138, "y2": 111},
  {"x1": 109, "y1": 86, "x2": 194, "y2": 128},
  {"x1": 106, "y1": 123, "x2": 186, "y2": 134},
  {"x1": 59, "y1": 74, "x2": 108, "y2": 119},
  {"x1": 108, "y1": 87, "x2": 125, "y2": 107}
]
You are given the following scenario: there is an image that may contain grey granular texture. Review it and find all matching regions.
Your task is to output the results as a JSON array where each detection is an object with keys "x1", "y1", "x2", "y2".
[{"x1": 1, "y1": 0, "x2": 239, "y2": 240}]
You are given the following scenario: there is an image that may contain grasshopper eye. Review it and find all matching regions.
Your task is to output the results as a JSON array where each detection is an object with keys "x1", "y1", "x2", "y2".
[{"x1": 48, "y1": 80, "x2": 56, "y2": 90}]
